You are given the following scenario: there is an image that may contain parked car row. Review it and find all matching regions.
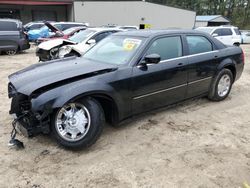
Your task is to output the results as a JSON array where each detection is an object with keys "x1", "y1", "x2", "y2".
[
  {"x1": 0, "y1": 19, "x2": 89, "y2": 56},
  {"x1": 36, "y1": 27, "x2": 122, "y2": 61},
  {"x1": 27, "y1": 21, "x2": 88, "y2": 42}
]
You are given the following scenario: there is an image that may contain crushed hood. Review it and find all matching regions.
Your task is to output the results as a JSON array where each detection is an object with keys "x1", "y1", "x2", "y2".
[
  {"x1": 9, "y1": 57, "x2": 118, "y2": 96},
  {"x1": 38, "y1": 39, "x2": 76, "y2": 50}
]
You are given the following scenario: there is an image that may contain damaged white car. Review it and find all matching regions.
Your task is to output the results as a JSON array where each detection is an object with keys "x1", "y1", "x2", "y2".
[{"x1": 36, "y1": 28, "x2": 122, "y2": 61}]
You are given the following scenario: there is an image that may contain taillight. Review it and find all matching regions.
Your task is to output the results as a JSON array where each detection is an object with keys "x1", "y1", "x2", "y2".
[{"x1": 242, "y1": 50, "x2": 245, "y2": 64}]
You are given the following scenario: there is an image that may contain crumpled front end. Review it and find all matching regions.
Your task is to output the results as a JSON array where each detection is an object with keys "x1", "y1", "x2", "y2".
[{"x1": 8, "y1": 83, "x2": 50, "y2": 137}]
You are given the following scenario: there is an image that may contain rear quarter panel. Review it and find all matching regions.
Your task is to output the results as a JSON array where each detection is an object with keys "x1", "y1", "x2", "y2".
[{"x1": 217, "y1": 46, "x2": 244, "y2": 81}]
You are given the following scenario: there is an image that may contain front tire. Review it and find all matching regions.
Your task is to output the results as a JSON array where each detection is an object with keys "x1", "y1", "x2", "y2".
[
  {"x1": 208, "y1": 69, "x2": 233, "y2": 101},
  {"x1": 51, "y1": 98, "x2": 104, "y2": 149}
]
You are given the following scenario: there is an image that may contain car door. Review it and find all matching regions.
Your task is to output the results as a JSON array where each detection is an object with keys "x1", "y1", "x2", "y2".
[
  {"x1": 0, "y1": 20, "x2": 18, "y2": 51},
  {"x1": 185, "y1": 35, "x2": 219, "y2": 98},
  {"x1": 132, "y1": 35, "x2": 188, "y2": 114}
]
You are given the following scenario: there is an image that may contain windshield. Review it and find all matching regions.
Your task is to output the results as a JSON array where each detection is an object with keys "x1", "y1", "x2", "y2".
[
  {"x1": 69, "y1": 29, "x2": 95, "y2": 43},
  {"x1": 63, "y1": 27, "x2": 78, "y2": 35},
  {"x1": 83, "y1": 35, "x2": 144, "y2": 65},
  {"x1": 196, "y1": 27, "x2": 214, "y2": 34}
]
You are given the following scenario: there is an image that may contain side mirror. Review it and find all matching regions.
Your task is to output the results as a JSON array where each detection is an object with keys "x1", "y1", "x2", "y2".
[
  {"x1": 143, "y1": 54, "x2": 161, "y2": 65},
  {"x1": 212, "y1": 33, "x2": 219, "y2": 37},
  {"x1": 87, "y1": 39, "x2": 96, "y2": 45}
]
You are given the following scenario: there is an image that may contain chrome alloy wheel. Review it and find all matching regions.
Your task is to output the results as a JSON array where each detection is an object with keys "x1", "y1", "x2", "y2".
[
  {"x1": 55, "y1": 103, "x2": 91, "y2": 142},
  {"x1": 217, "y1": 74, "x2": 231, "y2": 97}
]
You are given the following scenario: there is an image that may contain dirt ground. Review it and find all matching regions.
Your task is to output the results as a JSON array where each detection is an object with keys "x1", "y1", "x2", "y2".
[{"x1": 0, "y1": 44, "x2": 250, "y2": 188}]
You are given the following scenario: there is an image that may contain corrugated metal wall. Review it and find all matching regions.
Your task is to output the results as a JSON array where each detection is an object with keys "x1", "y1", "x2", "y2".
[{"x1": 73, "y1": 1, "x2": 196, "y2": 29}]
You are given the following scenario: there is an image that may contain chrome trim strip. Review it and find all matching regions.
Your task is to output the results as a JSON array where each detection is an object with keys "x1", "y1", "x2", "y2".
[
  {"x1": 188, "y1": 76, "x2": 212, "y2": 85},
  {"x1": 133, "y1": 83, "x2": 187, "y2": 100},
  {"x1": 133, "y1": 76, "x2": 213, "y2": 100},
  {"x1": 137, "y1": 50, "x2": 219, "y2": 67}
]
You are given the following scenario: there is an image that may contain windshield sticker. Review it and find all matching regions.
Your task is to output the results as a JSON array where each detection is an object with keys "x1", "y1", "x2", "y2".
[{"x1": 123, "y1": 38, "x2": 141, "y2": 51}]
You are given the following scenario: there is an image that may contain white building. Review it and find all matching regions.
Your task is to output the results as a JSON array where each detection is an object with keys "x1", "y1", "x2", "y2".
[{"x1": 73, "y1": 1, "x2": 196, "y2": 29}]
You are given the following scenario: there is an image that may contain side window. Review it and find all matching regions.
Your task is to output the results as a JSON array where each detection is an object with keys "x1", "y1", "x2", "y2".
[
  {"x1": 146, "y1": 36, "x2": 182, "y2": 61},
  {"x1": 93, "y1": 32, "x2": 112, "y2": 42},
  {"x1": 186, "y1": 36, "x2": 213, "y2": 55},
  {"x1": 54, "y1": 24, "x2": 63, "y2": 31},
  {"x1": 221, "y1": 29, "x2": 233, "y2": 36},
  {"x1": 212, "y1": 29, "x2": 221, "y2": 36},
  {"x1": 0, "y1": 21, "x2": 17, "y2": 31},
  {"x1": 29, "y1": 24, "x2": 43, "y2": 30},
  {"x1": 63, "y1": 24, "x2": 75, "y2": 30},
  {"x1": 234, "y1": 28, "x2": 241, "y2": 35}
]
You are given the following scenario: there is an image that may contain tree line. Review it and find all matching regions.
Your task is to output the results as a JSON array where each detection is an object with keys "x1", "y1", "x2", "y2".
[{"x1": 148, "y1": 0, "x2": 250, "y2": 29}]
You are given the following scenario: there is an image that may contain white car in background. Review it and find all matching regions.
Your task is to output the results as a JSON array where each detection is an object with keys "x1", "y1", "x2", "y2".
[
  {"x1": 196, "y1": 26, "x2": 241, "y2": 46},
  {"x1": 36, "y1": 28, "x2": 122, "y2": 61},
  {"x1": 241, "y1": 30, "x2": 250, "y2": 44}
]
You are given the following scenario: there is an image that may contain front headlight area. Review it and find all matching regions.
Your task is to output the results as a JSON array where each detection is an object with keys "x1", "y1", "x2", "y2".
[
  {"x1": 49, "y1": 47, "x2": 60, "y2": 59},
  {"x1": 8, "y1": 82, "x2": 17, "y2": 98},
  {"x1": 58, "y1": 46, "x2": 72, "y2": 58}
]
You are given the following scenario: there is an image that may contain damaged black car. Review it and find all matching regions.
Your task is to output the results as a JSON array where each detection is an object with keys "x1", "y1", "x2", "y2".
[{"x1": 8, "y1": 30, "x2": 244, "y2": 149}]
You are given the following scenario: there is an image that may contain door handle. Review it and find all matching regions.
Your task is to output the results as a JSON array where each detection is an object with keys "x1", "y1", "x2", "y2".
[{"x1": 177, "y1": 63, "x2": 183, "y2": 66}]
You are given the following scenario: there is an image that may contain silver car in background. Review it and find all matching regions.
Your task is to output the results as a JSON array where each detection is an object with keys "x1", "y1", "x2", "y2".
[{"x1": 241, "y1": 30, "x2": 250, "y2": 44}]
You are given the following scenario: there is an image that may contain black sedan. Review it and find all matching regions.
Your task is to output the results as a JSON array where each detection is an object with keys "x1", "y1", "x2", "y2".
[{"x1": 8, "y1": 30, "x2": 244, "y2": 149}]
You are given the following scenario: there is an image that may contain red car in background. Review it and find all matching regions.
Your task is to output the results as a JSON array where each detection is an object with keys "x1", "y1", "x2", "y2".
[{"x1": 36, "y1": 25, "x2": 86, "y2": 44}]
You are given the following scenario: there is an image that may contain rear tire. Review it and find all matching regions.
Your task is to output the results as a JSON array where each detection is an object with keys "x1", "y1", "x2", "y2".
[
  {"x1": 233, "y1": 43, "x2": 240, "y2": 46},
  {"x1": 6, "y1": 49, "x2": 17, "y2": 55},
  {"x1": 51, "y1": 98, "x2": 104, "y2": 149},
  {"x1": 208, "y1": 69, "x2": 233, "y2": 101}
]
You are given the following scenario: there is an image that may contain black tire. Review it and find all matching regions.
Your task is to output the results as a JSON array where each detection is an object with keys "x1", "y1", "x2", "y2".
[
  {"x1": 64, "y1": 51, "x2": 80, "y2": 58},
  {"x1": 208, "y1": 68, "x2": 233, "y2": 101},
  {"x1": 6, "y1": 49, "x2": 17, "y2": 55},
  {"x1": 51, "y1": 97, "x2": 104, "y2": 149}
]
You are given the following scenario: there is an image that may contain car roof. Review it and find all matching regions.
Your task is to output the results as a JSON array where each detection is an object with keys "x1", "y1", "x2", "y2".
[
  {"x1": 113, "y1": 29, "x2": 205, "y2": 38},
  {"x1": 197, "y1": 26, "x2": 238, "y2": 29},
  {"x1": 53, "y1": 22, "x2": 87, "y2": 25},
  {"x1": 87, "y1": 27, "x2": 123, "y2": 32},
  {"x1": 0, "y1": 18, "x2": 21, "y2": 23}
]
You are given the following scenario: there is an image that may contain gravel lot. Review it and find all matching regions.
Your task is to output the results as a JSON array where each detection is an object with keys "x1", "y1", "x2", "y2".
[{"x1": 0, "y1": 45, "x2": 250, "y2": 188}]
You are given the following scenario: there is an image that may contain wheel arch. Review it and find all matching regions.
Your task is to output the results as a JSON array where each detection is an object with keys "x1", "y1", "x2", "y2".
[
  {"x1": 55, "y1": 91, "x2": 120, "y2": 125},
  {"x1": 216, "y1": 58, "x2": 236, "y2": 82}
]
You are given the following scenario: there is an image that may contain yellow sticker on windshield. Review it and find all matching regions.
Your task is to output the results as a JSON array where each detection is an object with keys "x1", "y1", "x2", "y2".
[{"x1": 123, "y1": 39, "x2": 141, "y2": 51}]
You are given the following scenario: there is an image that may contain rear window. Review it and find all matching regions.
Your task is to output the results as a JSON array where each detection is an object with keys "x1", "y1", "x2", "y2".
[
  {"x1": 221, "y1": 29, "x2": 233, "y2": 36},
  {"x1": 0, "y1": 21, "x2": 18, "y2": 31},
  {"x1": 234, "y1": 28, "x2": 241, "y2": 35},
  {"x1": 186, "y1": 36, "x2": 213, "y2": 55},
  {"x1": 213, "y1": 28, "x2": 233, "y2": 36}
]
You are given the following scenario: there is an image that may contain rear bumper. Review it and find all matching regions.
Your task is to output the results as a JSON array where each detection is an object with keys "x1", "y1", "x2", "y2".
[
  {"x1": 19, "y1": 39, "x2": 30, "y2": 51},
  {"x1": 235, "y1": 63, "x2": 244, "y2": 81}
]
